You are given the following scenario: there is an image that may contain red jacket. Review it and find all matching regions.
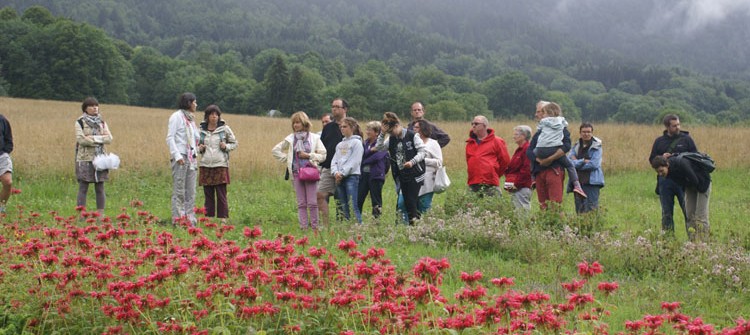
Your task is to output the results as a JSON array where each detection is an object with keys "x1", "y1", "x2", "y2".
[
  {"x1": 465, "y1": 128, "x2": 511, "y2": 186},
  {"x1": 504, "y1": 141, "x2": 532, "y2": 189}
]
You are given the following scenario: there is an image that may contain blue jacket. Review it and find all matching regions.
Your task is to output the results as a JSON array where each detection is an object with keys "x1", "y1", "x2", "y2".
[
  {"x1": 567, "y1": 136, "x2": 604, "y2": 189},
  {"x1": 361, "y1": 138, "x2": 389, "y2": 181}
]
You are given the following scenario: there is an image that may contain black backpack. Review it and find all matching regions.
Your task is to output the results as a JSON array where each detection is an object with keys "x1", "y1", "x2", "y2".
[{"x1": 676, "y1": 152, "x2": 715, "y2": 173}]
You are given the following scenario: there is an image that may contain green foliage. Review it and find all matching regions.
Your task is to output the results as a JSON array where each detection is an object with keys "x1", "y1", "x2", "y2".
[
  {"x1": 483, "y1": 71, "x2": 545, "y2": 119},
  {"x1": 1, "y1": 3, "x2": 750, "y2": 124}
]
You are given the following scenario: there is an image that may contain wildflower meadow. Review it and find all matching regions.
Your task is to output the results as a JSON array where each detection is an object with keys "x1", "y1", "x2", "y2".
[{"x1": 1, "y1": 97, "x2": 750, "y2": 334}]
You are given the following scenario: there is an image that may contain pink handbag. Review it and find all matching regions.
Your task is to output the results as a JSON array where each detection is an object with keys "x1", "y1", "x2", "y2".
[{"x1": 298, "y1": 164, "x2": 320, "y2": 182}]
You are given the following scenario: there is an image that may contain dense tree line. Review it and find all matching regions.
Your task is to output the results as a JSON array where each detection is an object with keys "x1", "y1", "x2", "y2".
[{"x1": 0, "y1": 5, "x2": 749, "y2": 125}]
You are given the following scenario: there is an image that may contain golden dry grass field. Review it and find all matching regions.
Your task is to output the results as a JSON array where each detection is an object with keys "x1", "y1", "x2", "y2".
[{"x1": 2, "y1": 97, "x2": 748, "y2": 180}]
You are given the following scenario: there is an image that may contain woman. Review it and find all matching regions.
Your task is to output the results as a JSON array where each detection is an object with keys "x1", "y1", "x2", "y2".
[
  {"x1": 166, "y1": 92, "x2": 200, "y2": 226},
  {"x1": 374, "y1": 112, "x2": 426, "y2": 225},
  {"x1": 75, "y1": 97, "x2": 113, "y2": 220},
  {"x1": 272, "y1": 111, "x2": 326, "y2": 229},
  {"x1": 358, "y1": 121, "x2": 389, "y2": 219},
  {"x1": 197, "y1": 105, "x2": 237, "y2": 224},
  {"x1": 651, "y1": 155, "x2": 711, "y2": 242},
  {"x1": 504, "y1": 125, "x2": 533, "y2": 211},
  {"x1": 413, "y1": 119, "x2": 443, "y2": 213},
  {"x1": 567, "y1": 123, "x2": 604, "y2": 214},
  {"x1": 331, "y1": 117, "x2": 364, "y2": 224}
]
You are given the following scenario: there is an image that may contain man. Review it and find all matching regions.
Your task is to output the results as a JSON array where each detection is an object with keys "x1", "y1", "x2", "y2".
[
  {"x1": 648, "y1": 114, "x2": 698, "y2": 234},
  {"x1": 321, "y1": 113, "x2": 332, "y2": 127},
  {"x1": 317, "y1": 99, "x2": 347, "y2": 226},
  {"x1": 407, "y1": 102, "x2": 450, "y2": 148},
  {"x1": 0, "y1": 114, "x2": 13, "y2": 214},
  {"x1": 567, "y1": 123, "x2": 604, "y2": 214},
  {"x1": 651, "y1": 154, "x2": 710, "y2": 241},
  {"x1": 465, "y1": 115, "x2": 510, "y2": 197},
  {"x1": 526, "y1": 101, "x2": 571, "y2": 210}
]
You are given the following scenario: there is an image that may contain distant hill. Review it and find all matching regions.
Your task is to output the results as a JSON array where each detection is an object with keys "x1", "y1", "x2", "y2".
[{"x1": 1, "y1": 0, "x2": 748, "y2": 79}]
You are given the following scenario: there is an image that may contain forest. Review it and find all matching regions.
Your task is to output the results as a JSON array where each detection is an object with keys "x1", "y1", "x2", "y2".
[{"x1": 1, "y1": 1, "x2": 749, "y2": 124}]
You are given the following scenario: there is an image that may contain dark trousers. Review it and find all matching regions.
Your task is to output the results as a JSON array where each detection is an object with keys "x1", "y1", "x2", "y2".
[
  {"x1": 658, "y1": 176, "x2": 686, "y2": 232},
  {"x1": 203, "y1": 184, "x2": 228, "y2": 218},
  {"x1": 400, "y1": 179, "x2": 421, "y2": 224},
  {"x1": 357, "y1": 172, "x2": 384, "y2": 218}
]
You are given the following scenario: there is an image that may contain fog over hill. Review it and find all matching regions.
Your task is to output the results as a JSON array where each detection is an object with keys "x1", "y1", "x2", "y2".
[{"x1": 2, "y1": 0, "x2": 748, "y2": 78}]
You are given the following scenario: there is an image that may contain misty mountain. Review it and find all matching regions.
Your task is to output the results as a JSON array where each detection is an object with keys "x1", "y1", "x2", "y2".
[{"x1": 2, "y1": 0, "x2": 748, "y2": 79}]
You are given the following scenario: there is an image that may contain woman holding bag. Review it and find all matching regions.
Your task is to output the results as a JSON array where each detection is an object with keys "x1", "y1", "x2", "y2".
[
  {"x1": 75, "y1": 97, "x2": 113, "y2": 220},
  {"x1": 272, "y1": 111, "x2": 327, "y2": 230}
]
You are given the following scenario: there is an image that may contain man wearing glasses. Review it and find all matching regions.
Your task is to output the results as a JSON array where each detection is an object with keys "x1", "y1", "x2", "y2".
[
  {"x1": 317, "y1": 98, "x2": 348, "y2": 226},
  {"x1": 465, "y1": 115, "x2": 510, "y2": 197}
]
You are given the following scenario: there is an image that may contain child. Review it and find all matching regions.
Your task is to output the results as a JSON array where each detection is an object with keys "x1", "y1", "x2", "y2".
[
  {"x1": 331, "y1": 117, "x2": 364, "y2": 224},
  {"x1": 357, "y1": 121, "x2": 389, "y2": 219},
  {"x1": 533, "y1": 102, "x2": 587, "y2": 198}
]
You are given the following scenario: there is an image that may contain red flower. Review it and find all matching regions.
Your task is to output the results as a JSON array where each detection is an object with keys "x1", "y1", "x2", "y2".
[
  {"x1": 661, "y1": 301, "x2": 681, "y2": 312},
  {"x1": 491, "y1": 277, "x2": 515, "y2": 288},
  {"x1": 337, "y1": 239, "x2": 358, "y2": 251},
  {"x1": 243, "y1": 226, "x2": 262, "y2": 239},
  {"x1": 10, "y1": 187, "x2": 21, "y2": 194},
  {"x1": 459, "y1": 271, "x2": 483, "y2": 285},
  {"x1": 596, "y1": 281, "x2": 619, "y2": 295},
  {"x1": 562, "y1": 279, "x2": 587, "y2": 293},
  {"x1": 577, "y1": 261, "x2": 604, "y2": 278}
]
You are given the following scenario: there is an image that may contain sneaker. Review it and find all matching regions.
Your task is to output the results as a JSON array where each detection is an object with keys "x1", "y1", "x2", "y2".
[{"x1": 573, "y1": 183, "x2": 587, "y2": 199}]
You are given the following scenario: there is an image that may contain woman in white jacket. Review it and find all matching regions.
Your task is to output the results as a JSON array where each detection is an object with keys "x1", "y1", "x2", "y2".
[
  {"x1": 197, "y1": 105, "x2": 237, "y2": 223},
  {"x1": 272, "y1": 111, "x2": 327, "y2": 230},
  {"x1": 414, "y1": 119, "x2": 443, "y2": 213}
]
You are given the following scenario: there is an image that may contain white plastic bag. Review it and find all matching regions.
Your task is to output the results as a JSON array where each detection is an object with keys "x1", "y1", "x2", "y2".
[
  {"x1": 433, "y1": 165, "x2": 450, "y2": 193},
  {"x1": 92, "y1": 153, "x2": 120, "y2": 171}
]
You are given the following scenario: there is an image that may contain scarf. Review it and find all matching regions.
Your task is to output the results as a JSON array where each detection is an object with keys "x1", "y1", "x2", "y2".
[
  {"x1": 181, "y1": 110, "x2": 197, "y2": 167},
  {"x1": 292, "y1": 132, "x2": 312, "y2": 174},
  {"x1": 82, "y1": 114, "x2": 105, "y2": 156}
]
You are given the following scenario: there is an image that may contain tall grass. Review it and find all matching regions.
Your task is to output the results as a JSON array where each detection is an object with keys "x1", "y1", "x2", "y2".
[{"x1": 4, "y1": 97, "x2": 749, "y2": 181}]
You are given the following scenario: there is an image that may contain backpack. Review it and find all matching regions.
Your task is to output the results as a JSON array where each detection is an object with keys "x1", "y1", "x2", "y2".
[{"x1": 677, "y1": 152, "x2": 715, "y2": 173}]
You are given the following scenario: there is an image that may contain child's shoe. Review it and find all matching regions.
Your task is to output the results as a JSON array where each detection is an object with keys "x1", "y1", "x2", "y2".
[{"x1": 572, "y1": 181, "x2": 587, "y2": 198}]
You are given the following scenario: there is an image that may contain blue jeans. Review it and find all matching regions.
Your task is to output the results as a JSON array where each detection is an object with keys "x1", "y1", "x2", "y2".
[
  {"x1": 397, "y1": 192, "x2": 434, "y2": 224},
  {"x1": 658, "y1": 176, "x2": 687, "y2": 232},
  {"x1": 574, "y1": 184, "x2": 601, "y2": 214},
  {"x1": 336, "y1": 175, "x2": 362, "y2": 224}
]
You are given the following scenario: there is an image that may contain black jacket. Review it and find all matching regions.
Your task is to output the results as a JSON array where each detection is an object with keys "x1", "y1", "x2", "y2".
[
  {"x1": 667, "y1": 155, "x2": 711, "y2": 193},
  {"x1": 0, "y1": 115, "x2": 12, "y2": 155},
  {"x1": 649, "y1": 130, "x2": 697, "y2": 164}
]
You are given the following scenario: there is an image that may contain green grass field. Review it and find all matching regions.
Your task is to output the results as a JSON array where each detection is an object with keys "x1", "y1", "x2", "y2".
[{"x1": 7, "y1": 167, "x2": 750, "y2": 332}]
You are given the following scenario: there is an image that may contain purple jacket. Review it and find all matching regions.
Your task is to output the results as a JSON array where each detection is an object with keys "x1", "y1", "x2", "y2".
[{"x1": 361, "y1": 138, "x2": 390, "y2": 181}]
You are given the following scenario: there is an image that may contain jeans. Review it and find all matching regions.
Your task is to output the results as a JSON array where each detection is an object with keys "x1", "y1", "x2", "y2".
[
  {"x1": 658, "y1": 176, "x2": 687, "y2": 233},
  {"x1": 397, "y1": 192, "x2": 434, "y2": 224},
  {"x1": 336, "y1": 175, "x2": 362, "y2": 224},
  {"x1": 574, "y1": 184, "x2": 601, "y2": 214}
]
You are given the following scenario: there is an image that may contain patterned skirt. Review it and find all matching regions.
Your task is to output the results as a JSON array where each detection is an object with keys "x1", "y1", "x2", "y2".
[
  {"x1": 199, "y1": 167, "x2": 230, "y2": 186},
  {"x1": 76, "y1": 161, "x2": 109, "y2": 183}
]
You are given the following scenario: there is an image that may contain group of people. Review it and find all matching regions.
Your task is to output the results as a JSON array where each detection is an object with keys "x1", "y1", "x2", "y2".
[
  {"x1": 464, "y1": 101, "x2": 604, "y2": 216},
  {"x1": 273, "y1": 100, "x2": 448, "y2": 228},
  {"x1": 62, "y1": 93, "x2": 708, "y2": 242},
  {"x1": 273, "y1": 98, "x2": 608, "y2": 230}
]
